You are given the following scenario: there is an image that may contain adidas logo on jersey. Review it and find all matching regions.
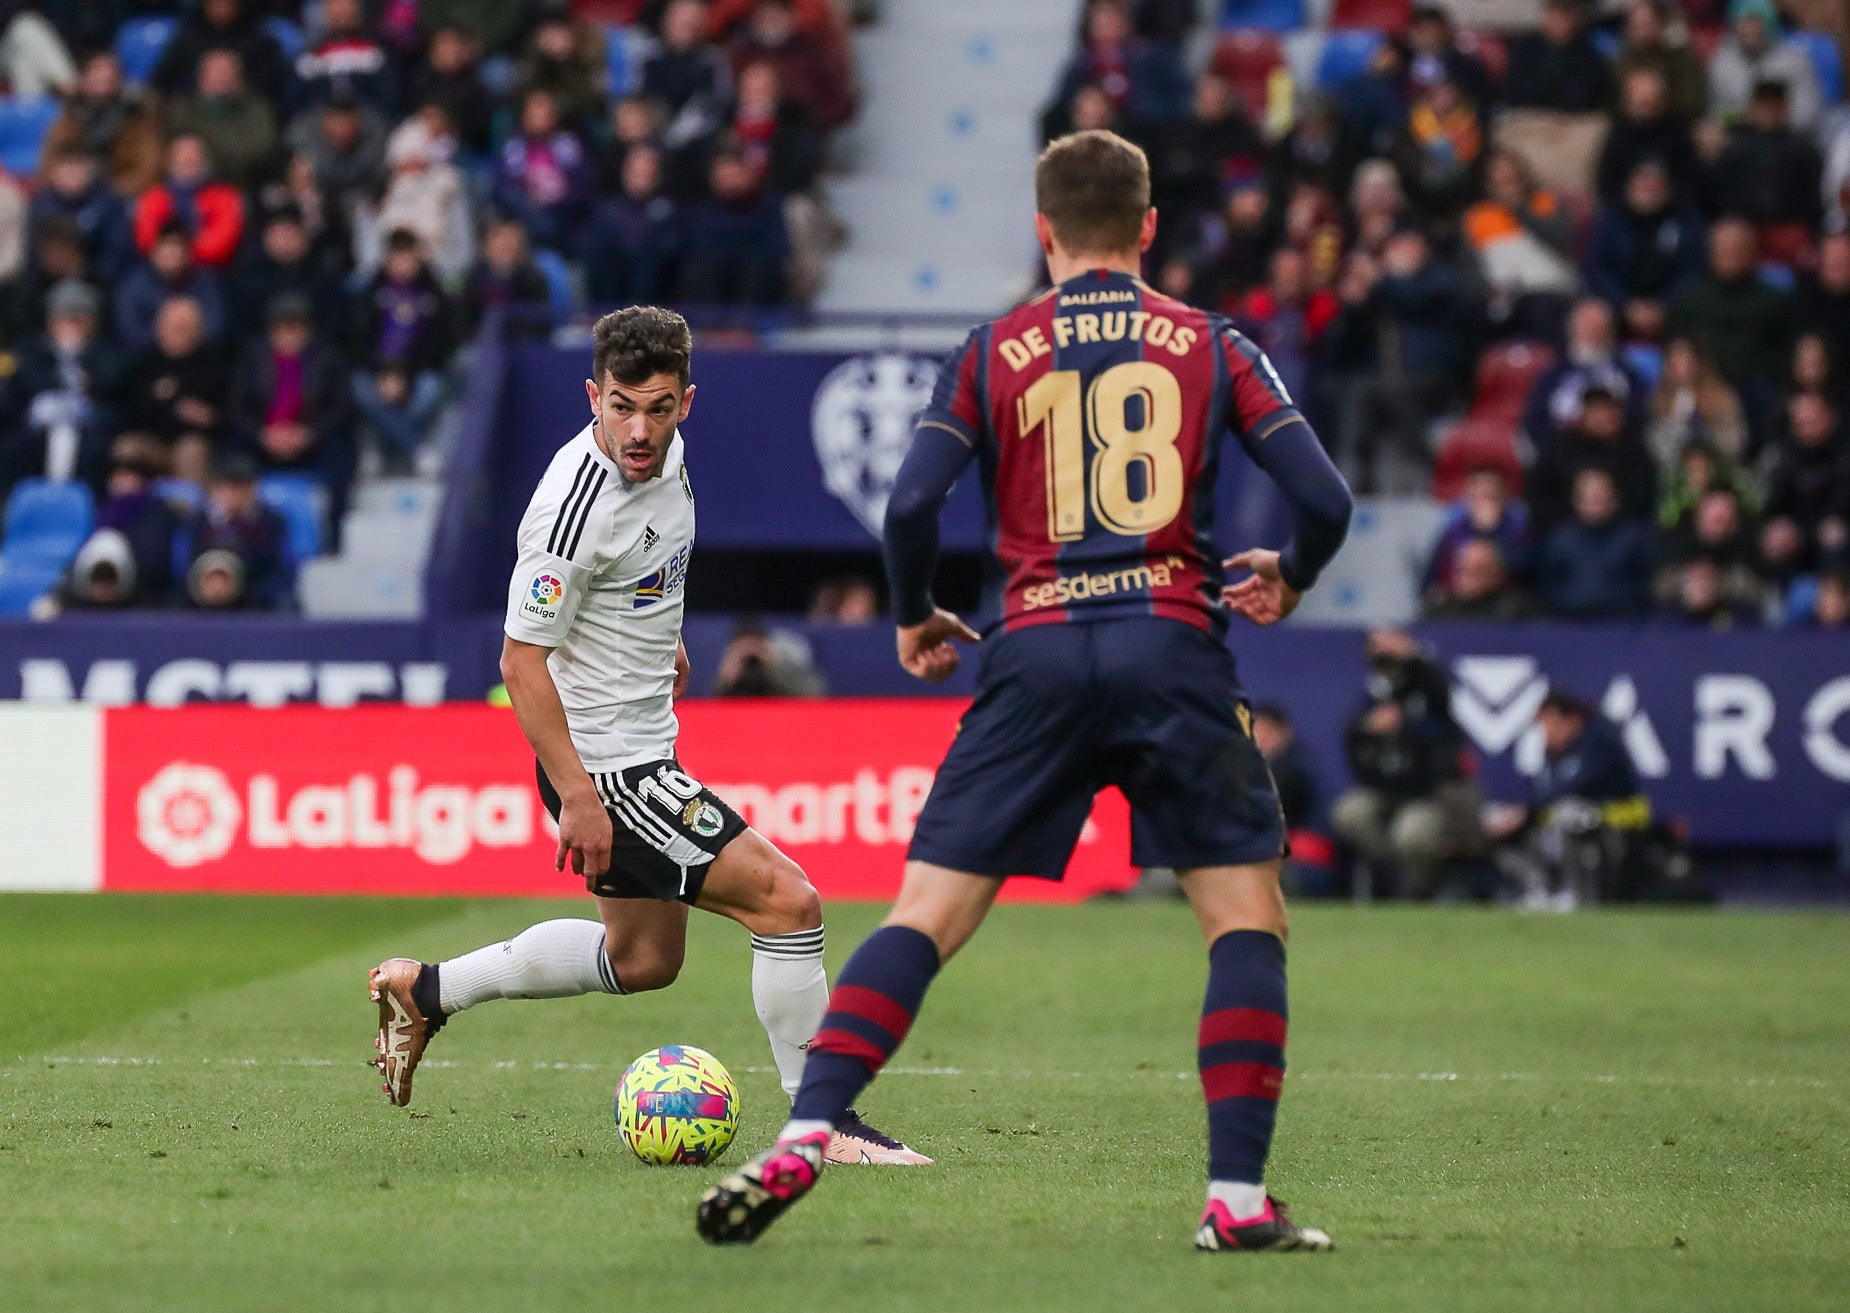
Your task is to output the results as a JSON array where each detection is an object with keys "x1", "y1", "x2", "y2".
[{"x1": 642, "y1": 525, "x2": 660, "y2": 553}]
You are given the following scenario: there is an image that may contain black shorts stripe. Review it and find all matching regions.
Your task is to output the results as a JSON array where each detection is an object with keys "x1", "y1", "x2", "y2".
[
  {"x1": 546, "y1": 455, "x2": 595, "y2": 555},
  {"x1": 563, "y1": 467, "x2": 608, "y2": 560}
]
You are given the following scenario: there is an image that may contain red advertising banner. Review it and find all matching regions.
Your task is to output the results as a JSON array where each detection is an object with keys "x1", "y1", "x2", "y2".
[{"x1": 102, "y1": 703, "x2": 1135, "y2": 901}]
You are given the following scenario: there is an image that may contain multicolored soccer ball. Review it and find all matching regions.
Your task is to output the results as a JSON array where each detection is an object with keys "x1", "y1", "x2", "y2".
[{"x1": 613, "y1": 1045, "x2": 741, "y2": 1166}]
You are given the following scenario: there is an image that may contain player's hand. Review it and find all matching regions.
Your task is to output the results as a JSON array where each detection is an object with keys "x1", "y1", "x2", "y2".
[
  {"x1": 897, "y1": 608, "x2": 980, "y2": 684},
  {"x1": 555, "y1": 785, "x2": 613, "y2": 881},
  {"x1": 1222, "y1": 549, "x2": 1301, "y2": 626},
  {"x1": 673, "y1": 639, "x2": 691, "y2": 700}
]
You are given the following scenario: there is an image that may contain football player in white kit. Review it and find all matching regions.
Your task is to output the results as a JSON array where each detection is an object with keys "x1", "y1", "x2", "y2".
[{"x1": 369, "y1": 307, "x2": 927, "y2": 1165}]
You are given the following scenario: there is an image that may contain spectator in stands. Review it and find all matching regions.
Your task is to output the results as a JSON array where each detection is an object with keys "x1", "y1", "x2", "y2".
[
  {"x1": 71, "y1": 458, "x2": 184, "y2": 609},
  {"x1": 645, "y1": 0, "x2": 735, "y2": 163},
  {"x1": 0, "y1": 163, "x2": 21, "y2": 285},
  {"x1": 231, "y1": 207, "x2": 349, "y2": 356},
  {"x1": 1333, "y1": 629, "x2": 1483, "y2": 899},
  {"x1": 730, "y1": 60, "x2": 824, "y2": 197},
  {"x1": 1659, "y1": 435, "x2": 1759, "y2": 528},
  {"x1": 1236, "y1": 247, "x2": 1336, "y2": 413},
  {"x1": 171, "y1": 47, "x2": 280, "y2": 191},
  {"x1": 1407, "y1": 6, "x2": 1490, "y2": 112},
  {"x1": 1538, "y1": 466, "x2": 1659, "y2": 618},
  {"x1": 583, "y1": 143, "x2": 683, "y2": 306},
  {"x1": 229, "y1": 293, "x2": 354, "y2": 538},
  {"x1": 409, "y1": 26, "x2": 494, "y2": 156},
  {"x1": 1795, "y1": 232, "x2": 1850, "y2": 348},
  {"x1": 1712, "y1": 82, "x2": 1825, "y2": 233},
  {"x1": 1672, "y1": 217, "x2": 1791, "y2": 402},
  {"x1": 133, "y1": 135, "x2": 246, "y2": 271},
  {"x1": 352, "y1": 230, "x2": 455, "y2": 473},
  {"x1": 1789, "y1": 332, "x2": 1844, "y2": 410},
  {"x1": 1149, "y1": 74, "x2": 1266, "y2": 254},
  {"x1": 514, "y1": 10, "x2": 607, "y2": 133},
  {"x1": 1596, "y1": 67, "x2": 1702, "y2": 205},
  {"x1": 1804, "y1": 567, "x2": 1850, "y2": 627},
  {"x1": 115, "y1": 223, "x2": 229, "y2": 355},
  {"x1": 1200, "y1": 180, "x2": 1280, "y2": 306},
  {"x1": 1660, "y1": 482, "x2": 1765, "y2": 607},
  {"x1": 1613, "y1": 0, "x2": 1709, "y2": 124},
  {"x1": 1663, "y1": 552, "x2": 1761, "y2": 627},
  {"x1": 1465, "y1": 149, "x2": 1579, "y2": 338},
  {"x1": 1, "y1": 215, "x2": 87, "y2": 343},
  {"x1": 123, "y1": 295, "x2": 229, "y2": 486},
  {"x1": 1045, "y1": 0, "x2": 1190, "y2": 138},
  {"x1": 1760, "y1": 391, "x2": 1850, "y2": 580},
  {"x1": 682, "y1": 148, "x2": 788, "y2": 306},
  {"x1": 1393, "y1": 73, "x2": 1485, "y2": 220},
  {"x1": 1505, "y1": 0, "x2": 1612, "y2": 116},
  {"x1": 296, "y1": 0, "x2": 397, "y2": 116},
  {"x1": 152, "y1": 0, "x2": 290, "y2": 104},
  {"x1": 1826, "y1": 127, "x2": 1850, "y2": 232},
  {"x1": 1710, "y1": 0, "x2": 1824, "y2": 133},
  {"x1": 2, "y1": 279, "x2": 126, "y2": 497},
  {"x1": 1330, "y1": 37, "x2": 1411, "y2": 159},
  {"x1": 186, "y1": 451, "x2": 293, "y2": 611},
  {"x1": 1584, "y1": 159, "x2": 1707, "y2": 343},
  {"x1": 495, "y1": 89, "x2": 592, "y2": 254},
  {"x1": 807, "y1": 576, "x2": 879, "y2": 624},
  {"x1": 462, "y1": 218, "x2": 553, "y2": 335},
  {"x1": 1424, "y1": 538, "x2": 1539, "y2": 621},
  {"x1": 1524, "y1": 298, "x2": 1648, "y2": 449},
  {"x1": 1425, "y1": 465, "x2": 1532, "y2": 595},
  {"x1": 712, "y1": 619, "x2": 824, "y2": 695},
  {"x1": 42, "y1": 49, "x2": 165, "y2": 198},
  {"x1": 730, "y1": 0, "x2": 854, "y2": 130},
  {"x1": 1346, "y1": 158, "x2": 1410, "y2": 257},
  {"x1": 370, "y1": 112, "x2": 473, "y2": 283},
  {"x1": 1648, "y1": 345, "x2": 1750, "y2": 465},
  {"x1": 1272, "y1": 96, "x2": 1359, "y2": 203},
  {"x1": 287, "y1": 94, "x2": 389, "y2": 229},
  {"x1": 419, "y1": 0, "x2": 526, "y2": 58},
  {"x1": 1252, "y1": 702, "x2": 1337, "y2": 896},
  {"x1": 596, "y1": 93, "x2": 672, "y2": 196},
  {"x1": 29, "y1": 148, "x2": 134, "y2": 284},
  {"x1": 0, "y1": 4, "x2": 74, "y2": 100},
  {"x1": 1532, "y1": 384, "x2": 1659, "y2": 528}
]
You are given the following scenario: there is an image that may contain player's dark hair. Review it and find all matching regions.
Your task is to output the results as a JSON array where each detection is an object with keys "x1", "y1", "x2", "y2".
[
  {"x1": 1035, "y1": 130, "x2": 1150, "y2": 256},
  {"x1": 592, "y1": 306, "x2": 693, "y2": 389}
]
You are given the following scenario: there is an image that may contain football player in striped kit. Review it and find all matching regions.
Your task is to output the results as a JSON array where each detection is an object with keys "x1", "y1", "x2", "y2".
[{"x1": 368, "y1": 306, "x2": 925, "y2": 1165}]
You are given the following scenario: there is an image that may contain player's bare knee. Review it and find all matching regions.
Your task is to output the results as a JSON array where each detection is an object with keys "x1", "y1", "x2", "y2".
[
  {"x1": 608, "y1": 943, "x2": 682, "y2": 993},
  {"x1": 759, "y1": 861, "x2": 822, "y2": 935}
]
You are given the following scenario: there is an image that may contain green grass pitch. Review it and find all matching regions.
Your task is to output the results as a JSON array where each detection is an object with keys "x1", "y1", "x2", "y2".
[{"x1": 2, "y1": 894, "x2": 1846, "y2": 1313}]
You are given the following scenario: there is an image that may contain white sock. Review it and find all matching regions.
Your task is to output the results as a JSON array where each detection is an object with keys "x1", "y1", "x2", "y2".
[
  {"x1": 1208, "y1": 1180, "x2": 1269, "y2": 1221},
  {"x1": 438, "y1": 919, "x2": 621, "y2": 1013},
  {"x1": 778, "y1": 1118, "x2": 833, "y2": 1142},
  {"x1": 750, "y1": 927, "x2": 827, "y2": 1101}
]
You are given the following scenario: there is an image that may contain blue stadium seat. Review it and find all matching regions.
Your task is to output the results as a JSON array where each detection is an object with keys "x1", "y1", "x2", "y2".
[
  {"x1": 257, "y1": 474, "x2": 327, "y2": 564},
  {"x1": 1622, "y1": 343, "x2": 1663, "y2": 392},
  {"x1": 605, "y1": 24, "x2": 635, "y2": 97},
  {"x1": 263, "y1": 16, "x2": 307, "y2": 63},
  {"x1": 1315, "y1": 29, "x2": 1382, "y2": 89},
  {"x1": 1790, "y1": 30, "x2": 1845, "y2": 105},
  {"x1": 1219, "y1": 0, "x2": 1306, "y2": 35},
  {"x1": 115, "y1": 15, "x2": 178, "y2": 85},
  {"x1": 2, "y1": 479, "x2": 95, "y2": 570},
  {"x1": 0, "y1": 97, "x2": 61, "y2": 179},
  {"x1": 0, "y1": 557, "x2": 59, "y2": 617},
  {"x1": 531, "y1": 248, "x2": 575, "y2": 320},
  {"x1": 152, "y1": 477, "x2": 205, "y2": 514}
]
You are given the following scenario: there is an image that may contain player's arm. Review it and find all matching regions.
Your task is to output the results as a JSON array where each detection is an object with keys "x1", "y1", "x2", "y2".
[
  {"x1": 884, "y1": 421, "x2": 981, "y2": 681},
  {"x1": 1221, "y1": 339, "x2": 1354, "y2": 625},
  {"x1": 499, "y1": 637, "x2": 611, "y2": 879}
]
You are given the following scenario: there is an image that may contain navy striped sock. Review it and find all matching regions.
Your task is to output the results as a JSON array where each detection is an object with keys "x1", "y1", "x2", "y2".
[
  {"x1": 790, "y1": 925, "x2": 940, "y2": 1125},
  {"x1": 1199, "y1": 929, "x2": 1288, "y2": 1185}
]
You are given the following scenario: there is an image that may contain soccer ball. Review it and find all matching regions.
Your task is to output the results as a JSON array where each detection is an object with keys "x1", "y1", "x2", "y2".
[{"x1": 613, "y1": 1045, "x2": 741, "y2": 1166}]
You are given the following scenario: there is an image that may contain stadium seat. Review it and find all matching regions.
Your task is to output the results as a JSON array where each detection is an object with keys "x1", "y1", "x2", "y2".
[
  {"x1": 2, "y1": 479, "x2": 95, "y2": 570},
  {"x1": 1211, "y1": 30, "x2": 1284, "y2": 120},
  {"x1": 1315, "y1": 29, "x2": 1382, "y2": 89},
  {"x1": 1470, "y1": 341, "x2": 1555, "y2": 424},
  {"x1": 1218, "y1": 0, "x2": 1306, "y2": 35},
  {"x1": 1329, "y1": 0, "x2": 1410, "y2": 33},
  {"x1": 0, "y1": 97, "x2": 60, "y2": 179},
  {"x1": 604, "y1": 24, "x2": 635, "y2": 98},
  {"x1": 1458, "y1": 29, "x2": 1508, "y2": 86},
  {"x1": 1433, "y1": 418, "x2": 1524, "y2": 501},
  {"x1": 1622, "y1": 342, "x2": 1663, "y2": 391},
  {"x1": 152, "y1": 477, "x2": 204, "y2": 514},
  {"x1": 257, "y1": 474, "x2": 327, "y2": 564},
  {"x1": 263, "y1": 16, "x2": 306, "y2": 63},
  {"x1": 115, "y1": 15, "x2": 178, "y2": 85},
  {"x1": 531, "y1": 248, "x2": 575, "y2": 320},
  {"x1": 0, "y1": 557, "x2": 59, "y2": 617},
  {"x1": 1790, "y1": 30, "x2": 1845, "y2": 105}
]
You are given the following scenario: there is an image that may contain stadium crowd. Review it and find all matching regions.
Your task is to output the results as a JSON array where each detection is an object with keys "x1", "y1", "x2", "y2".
[
  {"x1": 1046, "y1": 0, "x2": 1850, "y2": 630},
  {"x1": 0, "y1": 0, "x2": 857, "y2": 611}
]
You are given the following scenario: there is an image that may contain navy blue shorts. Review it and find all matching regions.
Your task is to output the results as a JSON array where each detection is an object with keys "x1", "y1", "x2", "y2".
[{"x1": 908, "y1": 618, "x2": 1286, "y2": 880}]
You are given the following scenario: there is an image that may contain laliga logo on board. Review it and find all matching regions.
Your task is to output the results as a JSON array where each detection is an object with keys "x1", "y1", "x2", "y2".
[
  {"x1": 811, "y1": 353, "x2": 939, "y2": 538},
  {"x1": 135, "y1": 763, "x2": 535, "y2": 867}
]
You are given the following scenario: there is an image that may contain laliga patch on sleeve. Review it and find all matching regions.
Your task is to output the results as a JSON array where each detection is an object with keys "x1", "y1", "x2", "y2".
[{"x1": 523, "y1": 571, "x2": 566, "y2": 622}]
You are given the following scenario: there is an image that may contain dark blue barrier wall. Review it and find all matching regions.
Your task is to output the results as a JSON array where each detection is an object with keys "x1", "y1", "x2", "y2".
[{"x1": 3, "y1": 616, "x2": 1843, "y2": 847}]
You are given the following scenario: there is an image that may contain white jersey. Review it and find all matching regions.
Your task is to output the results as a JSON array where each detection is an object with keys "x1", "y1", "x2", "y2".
[{"x1": 504, "y1": 424, "x2": 695, "y2": 773}]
